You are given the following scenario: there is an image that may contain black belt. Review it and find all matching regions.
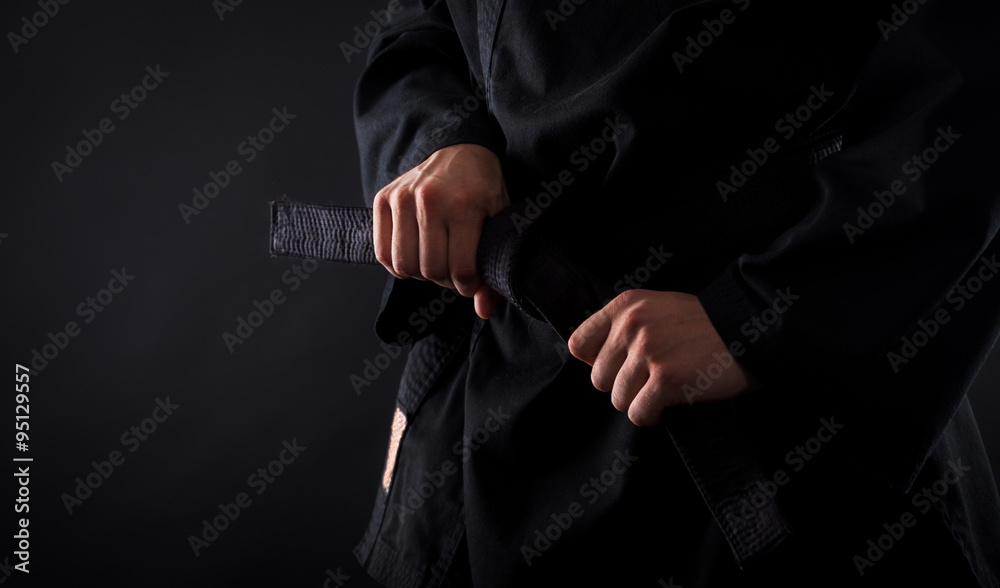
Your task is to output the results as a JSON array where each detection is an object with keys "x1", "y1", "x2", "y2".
[
  {"x1": 267, "y1": 198, "x2": 591, "y2": 341},
  {"x1": 269, "y1": 131, "x2": 843, "y2": 567}
]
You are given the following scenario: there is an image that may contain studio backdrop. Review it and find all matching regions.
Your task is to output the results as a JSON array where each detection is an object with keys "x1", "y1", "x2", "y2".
[{"x1": 1, "y1": 1, "x2": 997, "y2": 586}]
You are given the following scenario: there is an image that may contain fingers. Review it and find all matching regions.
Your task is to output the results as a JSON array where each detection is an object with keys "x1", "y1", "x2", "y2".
[
  {"x1": 590, "y1": 332, "x2": 628, "y2": 392},
  {"x1": 391, "y1": 193, "x2": 422, "y2": 279},
  {"x1": 372, "y1": 144, "x2": 507, "y2": 291},
  {"x1": 569, "y1": 289, "x2": 758, "y2": 426},
  {"x1": 417, "y1": 216, "x2": 452, "y2": 289},
  {"x1": 448, "y1": 220, "x2": 483, "y2": 297},
  {"x1": 375, "y1": 185, "x2": 424, "y2": 280},
  {"x1": 628, "y1": 378, "x2": 670, "y2": 427},
  {"x1": 590, "y1": 337, "x2": 674, "y2": 426},
  {"x1": 610, "y1": 353, "x2": 648, "y2": 414},
  {"x1": 377, "y1": 187, "x2": 485, "y2": 292},
  {"x1": 373, "y1": 190, "x2": 402, "y2": 279},
  {"x1": 567, "y1": 305, "x2": 613, "y2": 366}
]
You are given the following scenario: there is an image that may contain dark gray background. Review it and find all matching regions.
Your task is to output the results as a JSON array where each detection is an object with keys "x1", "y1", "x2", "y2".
[{"x1": 1, "y1": 1, "x2": 997, "y2": 586}]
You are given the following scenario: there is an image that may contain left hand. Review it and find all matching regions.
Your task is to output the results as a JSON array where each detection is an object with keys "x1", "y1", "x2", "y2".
[{"x1": 567, "y1": 289, "x2": 760, "y2": 426}]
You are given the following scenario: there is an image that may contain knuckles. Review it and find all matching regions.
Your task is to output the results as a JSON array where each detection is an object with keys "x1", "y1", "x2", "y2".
[
  {"x1": 626, "y1": 387, "x2": 663, "y2": 426},
  {"x1": 628, "y1": 406, "x2": 660, "y2": 427},
  {"x1": 614, "y1": 288, "x2": 649, "y2": 309},
  {"x1": 590, "y1": 364, "x2": 613, "y2": 392},
  {"x1": 411, "y1": 181, "x2": 443, "y2": 208},
  {"x1": 374, "y1": 249, "x2": 392, "y2": 267},
  {"x1": 611, "y1": 390, "x2": 630, "y2": 413},
  {"x1": 567, "y1": 330, "x2": 589, "y2": 360},
  {"x1": 450, "y1": 265, "x2": 479, "y2": 291},
  {"x1": 421, "y1": 262, "x2": 450, "y2": 283},
  {"x1": 395, "y1": 258, "x2": 420, "y2": 278}
]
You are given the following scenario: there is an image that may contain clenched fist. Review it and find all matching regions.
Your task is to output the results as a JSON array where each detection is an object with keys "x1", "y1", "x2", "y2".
[
  {"x1": 568, "y1": 290, "x2": 760, "y2": 426},
  {"x1": 374, "y1": 143, "x2": 509, "y2": 319}
]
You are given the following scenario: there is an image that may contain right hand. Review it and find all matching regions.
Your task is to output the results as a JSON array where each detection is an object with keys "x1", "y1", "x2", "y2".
[{"x1": 373, "y1": 143, "x2": 510, "y2": 319}]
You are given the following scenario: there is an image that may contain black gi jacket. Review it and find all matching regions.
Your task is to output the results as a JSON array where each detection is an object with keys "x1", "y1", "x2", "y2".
[{"x1": 350, "y1": 1, "x2": 1000, "y2": 586}]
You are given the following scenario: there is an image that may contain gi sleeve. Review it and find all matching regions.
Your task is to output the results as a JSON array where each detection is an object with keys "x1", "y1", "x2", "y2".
[
  {"x1": 696, "y1": 1, "x2": 1000, "y2": 492},
  {"x1": 354, "y1": 0, "x2": 505, "y2": 205}
]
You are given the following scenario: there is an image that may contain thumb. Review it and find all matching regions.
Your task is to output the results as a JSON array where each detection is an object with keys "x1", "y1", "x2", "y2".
[{"x1": 473, "y1": 285, "x2": 502, "y2": 320}]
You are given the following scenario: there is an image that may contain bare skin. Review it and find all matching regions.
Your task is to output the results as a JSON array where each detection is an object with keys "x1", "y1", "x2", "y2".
[
  {"x1": 375, "y1": 143, "x2": 758, "y2": 424},
  {"x1": 568, "y1": 290, "x2": 760, "y2": 426},
  {"x1": 373, "y1": 143, "x2": 508, "y2": 319}
]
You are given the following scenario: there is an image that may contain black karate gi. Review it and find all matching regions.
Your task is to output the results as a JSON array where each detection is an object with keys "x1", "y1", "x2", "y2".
[{"x1": 350, "y1": 1, "x2": 1000, "y2": 586}]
